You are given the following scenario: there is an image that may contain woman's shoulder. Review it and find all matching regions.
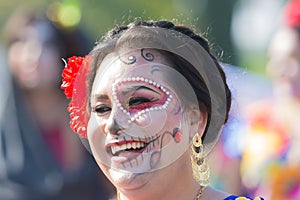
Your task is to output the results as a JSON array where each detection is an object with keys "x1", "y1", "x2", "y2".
[{"x1": 224, "y1": 195, "x2": 264, "y2": 200}]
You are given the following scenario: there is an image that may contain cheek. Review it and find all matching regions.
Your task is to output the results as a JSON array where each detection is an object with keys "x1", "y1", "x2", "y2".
[
  {"x1": 87, "y1": 115, "x2": 106, "y2": 151},
  {"x1": 134, "y1": 112, "x2": 152, "y2": 126},
  {"x1": 162, "y1": 111, "x2": 182, "y2": 134},
  {"x1": 8, "y1": 44, "x2": 27, "y2": 75},
  {"x1": 135, "y1": 110, "x2": 168, "y2": 134},
  {"x1": 163, "y1": 98, "x2": 182, "y2": 128},
  {"x1": 135, "y1": 100, "x2": 182, "y2": 136},
  {"x1": 98, "y1": 118, "x2": 107, "y2": 134},
  {"x1": 89, "y1": 114, "x2": 102, "y2": 133}
]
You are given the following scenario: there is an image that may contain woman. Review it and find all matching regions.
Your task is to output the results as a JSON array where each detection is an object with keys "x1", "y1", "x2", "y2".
[
  {"x1": 0, "y1": 7, "x2": 113, "y2": 200},
  {"x1": 61, "y1": 20, "x2": 263, "y2": 200}
]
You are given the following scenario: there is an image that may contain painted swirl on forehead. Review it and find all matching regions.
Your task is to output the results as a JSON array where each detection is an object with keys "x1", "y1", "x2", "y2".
[
  {"x1": 118, "y1": 48, "x2": 155, "y2": 65},
  {"x1": 141, "y1": 48, "x2": 154, "y2": 61}
]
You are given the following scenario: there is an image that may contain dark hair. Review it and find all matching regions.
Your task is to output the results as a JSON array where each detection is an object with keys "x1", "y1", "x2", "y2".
[
  {"x1": 295, "y1": 26, "x2": 300, "y2": 37},
  {"x1": 87, "y1": 20, "x2": 232, "y2": 134}
]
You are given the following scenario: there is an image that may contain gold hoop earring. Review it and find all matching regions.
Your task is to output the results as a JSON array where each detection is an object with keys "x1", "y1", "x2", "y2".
[
  {"x1": 117, "y1": 190, "x2": 121, "y2": 200},
  {"x1": 190, "y1": 132, "x2": 210, "y2": 186}
]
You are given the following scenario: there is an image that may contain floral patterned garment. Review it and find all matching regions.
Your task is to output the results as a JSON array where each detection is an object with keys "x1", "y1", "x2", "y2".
[{"x1": 224, "y1": 196, "x2": 264, "y2": 200}]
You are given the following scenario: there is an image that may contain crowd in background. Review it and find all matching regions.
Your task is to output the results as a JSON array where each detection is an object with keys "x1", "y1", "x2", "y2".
[
  {"x1": 0, "y1": 6, "x2": 114, "y2": 200},
  {"x1": 210, "y1": 0, "x2": 300, "y2": 199}
]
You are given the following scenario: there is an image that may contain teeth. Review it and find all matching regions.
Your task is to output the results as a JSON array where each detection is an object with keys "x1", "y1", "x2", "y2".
[
  {"x1": 132, "y1": 142, "x2": 136, "y2": 149},
  {"x1": 111, "y1": 147, "x2": 116, "y2": 155},
  {"x1": 110, "y1": 142, "x2": 146, "y2": 155},
  {"x1": 121, "y1": 144, "x2": 127, "y2": 151}
]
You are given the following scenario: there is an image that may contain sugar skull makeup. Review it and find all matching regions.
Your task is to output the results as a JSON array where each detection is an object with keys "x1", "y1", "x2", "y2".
[
  {"x1": 111, "y1": 76, "x2": 173, "y2": 126},
  {"x1": 87, "y1": 49, "x2": 199, "y2": 174}
]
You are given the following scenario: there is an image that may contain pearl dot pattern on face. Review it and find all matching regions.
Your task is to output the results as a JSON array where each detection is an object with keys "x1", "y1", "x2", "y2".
[{"x1": 111, "y1": 76, "x2": 173, "y2": 124}]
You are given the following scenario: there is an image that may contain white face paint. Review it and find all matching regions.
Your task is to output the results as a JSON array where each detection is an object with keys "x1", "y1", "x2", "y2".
[
  {"x1": 68, "y1": 26, "x2": 228, "y2": 192},
  {"x1": 87, "y1": 50, "x2": 198, "y2": 179}
]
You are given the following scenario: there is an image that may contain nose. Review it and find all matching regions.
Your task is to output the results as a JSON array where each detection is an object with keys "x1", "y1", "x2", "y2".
[{"x1": 104, "y1": 115, "x2": 125, "y2": 136}]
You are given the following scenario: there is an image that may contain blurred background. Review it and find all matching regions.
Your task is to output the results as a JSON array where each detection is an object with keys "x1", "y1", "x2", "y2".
[
  {"x1": 0, "y1": 0, "x2": 287, "y2": 73},
  {"x1": 2, "y1": 0, "x2": 300, "y2": 199}
]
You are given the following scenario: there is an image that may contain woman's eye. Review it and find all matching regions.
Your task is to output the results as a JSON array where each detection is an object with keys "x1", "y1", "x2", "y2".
[
  {"x1": 93, "y1": 105, "x2": 111, "y2": 114},
  {"x1": 128, "y1": 97, "x2": 151, "y2": 106}
]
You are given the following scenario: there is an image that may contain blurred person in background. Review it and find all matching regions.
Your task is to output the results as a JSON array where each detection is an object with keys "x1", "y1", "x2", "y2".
[
  {"x1": 0, "y1": 5, "x2": 114, "y2": 200},
  {"x1": 209, "y1": 63, "x2": 272, "y2": 196},
  {"x1": 240, "y1": 0, "x2": 300, "y2": 199}
]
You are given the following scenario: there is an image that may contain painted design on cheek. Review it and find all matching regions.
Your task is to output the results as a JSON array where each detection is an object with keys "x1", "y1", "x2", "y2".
[
  {"x1": 111, "y1": 76, "x2": 173, "y2": 124},
  {"x1": 148, "y1": 128, "x2": 182, "y2": 168},
  {"x1": 150, "y1": 151, "x2": 161, "y2": 169},
  {"x1": 147, "y1": 128, "x2": 182, "y2": 168},
  {"x1": 108, "y1": 128, "x2": 182, "y2": 171},
  {"x1": 106, "y1": 134, "x2": 160, "y2": 168},
  {"x1": 106, "y1": 134, "x2": 159, "y2": 157},
  {"x1": 172, "y1": 128, "x2": 182, "y2": 143}
]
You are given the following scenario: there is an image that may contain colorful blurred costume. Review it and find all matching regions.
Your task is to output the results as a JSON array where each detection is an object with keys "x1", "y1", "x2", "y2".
[{"x1": 241, "y1": 99, "x2": 300, "y2": 200}]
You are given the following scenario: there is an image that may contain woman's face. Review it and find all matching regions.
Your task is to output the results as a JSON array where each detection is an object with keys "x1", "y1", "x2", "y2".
[
  {"x1": 8, "y1": 22, "x2": 61, "y2": 89},
  {"x1": 88, "y1": 49, "x2": 199, "y2": 189},
  {"x1": 267, "y1": 28, "x2": 300, "y2": 99}
]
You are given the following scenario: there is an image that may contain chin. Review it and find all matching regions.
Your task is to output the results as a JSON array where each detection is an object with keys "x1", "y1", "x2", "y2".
[
  {"x1": 109, "y1": 168, "x2": 150, "y2": 190},
  {"x1": 98, "y1": 161, "x2": 150, "y2": 191}
]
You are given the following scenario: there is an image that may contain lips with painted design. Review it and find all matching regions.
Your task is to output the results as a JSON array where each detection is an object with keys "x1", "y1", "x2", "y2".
[{"x1": 105, "y1": 140, "x2": 148, "y2": 162}]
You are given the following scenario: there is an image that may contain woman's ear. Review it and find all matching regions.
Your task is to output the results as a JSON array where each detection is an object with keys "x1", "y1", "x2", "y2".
[{"x1": 188, "y1": 103, "x2": 208, "y2": 139}]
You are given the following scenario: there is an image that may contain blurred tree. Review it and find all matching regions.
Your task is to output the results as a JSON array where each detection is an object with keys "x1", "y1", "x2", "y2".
[
  {"x1": 205, "y1": 0, "x2": 237, "y2": 64},
  {"x1": 1, "y1": 0, "x2": 236, "y2": 60}
]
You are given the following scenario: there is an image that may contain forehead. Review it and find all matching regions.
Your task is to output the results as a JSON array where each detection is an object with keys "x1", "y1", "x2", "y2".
[
  {"x1": 92, "y1": 49, "x2": 175, "y2": 90},
  {"x1": 102, "y1": 49, "x2": 172, "y2": 70}
]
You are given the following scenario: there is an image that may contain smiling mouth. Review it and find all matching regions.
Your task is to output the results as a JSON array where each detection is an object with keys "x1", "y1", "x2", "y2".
[
  {"x1": 106, "y1": 141, "x2": 149, "y2": 157},
  {"x1": 109, "y1": 141, "x2": 148, "y2": 156}
]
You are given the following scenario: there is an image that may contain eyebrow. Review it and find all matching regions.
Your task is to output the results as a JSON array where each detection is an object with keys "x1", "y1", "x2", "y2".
[
  {"x1": 122, "y1": 85, "x2": 160, "y2": 96},
  {"x1": 92, "y1": 94, "x2": 110, "y2": 100}
]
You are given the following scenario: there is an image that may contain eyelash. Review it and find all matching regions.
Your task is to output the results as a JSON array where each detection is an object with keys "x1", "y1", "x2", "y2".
[
  {"x1": 128, "y1": 97, "x2": 152, "y2": 106},
  {"x1": 92, "y1": 104, "x2": 111, "y2": 115},
  {"x1": 91, "y1": 97, "x2": 158, "y2": 115},
  {"x1": 128, "y1": 96, "x2": 158, "y2": 110}
]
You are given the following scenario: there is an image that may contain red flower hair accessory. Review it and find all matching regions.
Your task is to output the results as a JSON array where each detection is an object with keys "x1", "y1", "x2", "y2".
[
  {"x1": 61, "y1": 56, "x2": 91, "y2": 138},
  {"x1": 285, "y1": 0, "x2": 300, "y2": 27}
]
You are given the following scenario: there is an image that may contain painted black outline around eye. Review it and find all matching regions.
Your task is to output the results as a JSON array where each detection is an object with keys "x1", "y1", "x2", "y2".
[
  {"x1": 128, "y1": 96, "x2": 152, "y2": 106},
  {"x1": 122, "y1": 85, "x2": 160, "y2": 96}
]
